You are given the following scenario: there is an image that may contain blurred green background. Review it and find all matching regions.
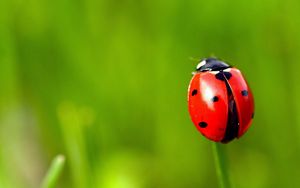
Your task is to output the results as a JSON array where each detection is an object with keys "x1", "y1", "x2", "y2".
[{"x1": 1, "y1": 0, "x2": 300, "y2": 187}]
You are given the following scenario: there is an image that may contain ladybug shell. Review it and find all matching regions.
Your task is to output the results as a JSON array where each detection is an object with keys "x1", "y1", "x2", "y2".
[{"x1": 188, "y1": 68, "x2": 254, "y2": 142}]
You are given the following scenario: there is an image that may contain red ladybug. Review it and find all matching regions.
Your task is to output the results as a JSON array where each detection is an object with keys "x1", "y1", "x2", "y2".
[{"x1": 188, "y1": 58, "x2": 254, "y2": 143}]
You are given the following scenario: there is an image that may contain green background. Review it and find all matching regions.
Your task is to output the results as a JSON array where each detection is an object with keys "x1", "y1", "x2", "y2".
[{"x1": 1, "y1": 0, "x2": 300, "y2": 187}]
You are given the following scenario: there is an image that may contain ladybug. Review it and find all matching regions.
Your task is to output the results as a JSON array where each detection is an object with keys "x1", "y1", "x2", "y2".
[{"x1": 188, "y1": 58, "x2": 254, "y2": 143}]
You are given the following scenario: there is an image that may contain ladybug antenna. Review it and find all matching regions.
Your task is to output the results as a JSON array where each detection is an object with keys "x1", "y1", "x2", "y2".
[
  {"x1": 189, "y1": 56, "x2": 201, "y2": 62},
  {"x1": 209, "y1": 53, "x2": 217, "y2": 58}
]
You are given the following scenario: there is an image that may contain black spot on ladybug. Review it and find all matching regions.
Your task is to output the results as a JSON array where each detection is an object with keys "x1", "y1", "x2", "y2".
[
  {"x1": 211, "y1": 96, "x2": 219, "y2": 102},
  {"x1": 241, "y1": 90, "x2": 248, "y2": 96},
  {"x1": 215, "y1": 72, "x2": 224, "y2": 81},
  {"x1": 224, "y1": 72, "x2": 232, "y2": 80},
  {"x1": 215, "y1": 71, "x2": 232, "y2": 81},
  {"x1": 192, "y1": 89, "x2": 198, "y2": 96},
  {"x1": 198, "y1": 122, "x2": 208, "y2": 128},
  {"x1": 251, "y1": 113, "x2": 254, "y2": 119}
]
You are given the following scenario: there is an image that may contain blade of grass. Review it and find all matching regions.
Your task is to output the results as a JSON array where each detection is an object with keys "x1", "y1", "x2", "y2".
[
  {"x1": 212, "y1": 143, "x2": 231, "y2": 188},
  {"x1": 41, "y1": 154, "x2": 66, "y2": 188}
]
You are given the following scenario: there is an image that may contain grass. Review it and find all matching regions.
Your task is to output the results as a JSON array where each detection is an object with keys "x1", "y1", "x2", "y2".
[
  {"x1": 41, "y1": 155, "x2": 66, "y2": 188},
  {"x1": 212, "y1": 143, "x2": 231, "y2": 188}
]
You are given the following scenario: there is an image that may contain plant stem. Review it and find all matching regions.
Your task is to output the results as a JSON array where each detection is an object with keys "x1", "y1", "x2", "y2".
[
  {"x1": 212, "y1": 143, "x2": 231, "y2": 188},
  {"x1": 41, "y1": 154, "x2": 66, "y2": 188}
]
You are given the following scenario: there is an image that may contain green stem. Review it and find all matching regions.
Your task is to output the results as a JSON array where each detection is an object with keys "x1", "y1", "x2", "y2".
[
  {"x1": 212, "y1": 143, "x2": 231, "y2": 188},
  {"x1": 41, "y1": 154, "x2": 66, "y2": 188}
]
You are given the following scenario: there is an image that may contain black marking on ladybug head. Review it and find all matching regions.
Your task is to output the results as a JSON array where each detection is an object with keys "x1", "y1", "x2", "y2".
[
  {"x1": 215, "y1": 72, "x2": 232, "y2": 81},
  {"x1": 198, "y1": 122, "x2": 208, "y2": 128},
  {"x1": 241, "y1": 90, "x2": 248, "y2": 96},
  {"x1": 211, "y1": 96, "x2": 219, "y2": 102},
  {"x1": 192, "y1": 89, "x2": 198, "y2": 96},
  {"x1": 251, "y1": 113, "x2": 254, "y2": 119},
  {"x1": 196, "y1": 58, "x2": 230, "y2": 72}
]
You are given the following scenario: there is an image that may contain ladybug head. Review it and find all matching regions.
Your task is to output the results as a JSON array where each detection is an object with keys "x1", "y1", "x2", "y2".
[{"x1": 196, "y1": 58, "x2": 230, "y2": 72}]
